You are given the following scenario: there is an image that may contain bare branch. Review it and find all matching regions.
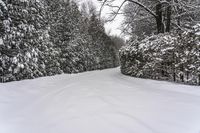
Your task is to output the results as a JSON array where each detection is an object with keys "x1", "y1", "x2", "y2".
[
  {"x1": 99, "y1": 0, "x2": 158, "y2": 22},
  {"x1": 106, "y1": 0, "x2": 127, "y2": 22},
  {"x1": 99, "y1": 0, "x2": 108, "y2": 19},
  {"x1": 127, "y1": 0, "x2": 157, "y2": 18}
]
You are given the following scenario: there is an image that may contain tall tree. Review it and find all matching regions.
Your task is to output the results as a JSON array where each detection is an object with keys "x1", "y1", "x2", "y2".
[
  {"x1": 99, "y1": 0, "x2": 200, "y2": 35},
  {"x1": 0, "y1": 0, "x2": 119, "y2": 82}
]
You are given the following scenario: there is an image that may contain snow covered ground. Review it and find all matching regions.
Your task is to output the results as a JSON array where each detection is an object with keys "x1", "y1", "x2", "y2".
[{"x1": 0, "y1": 68, "x2": 200, "y2": 133}]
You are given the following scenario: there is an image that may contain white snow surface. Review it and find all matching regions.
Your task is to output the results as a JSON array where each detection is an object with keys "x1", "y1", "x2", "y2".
[{"x1": 0, "y1": 68, "x2": 200, "y2": 133}]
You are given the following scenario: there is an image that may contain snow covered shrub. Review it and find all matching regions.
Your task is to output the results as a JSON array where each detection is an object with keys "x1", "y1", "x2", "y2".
[
  {"x1": 120, "y1": 33, "x2": 176, "y2": 78},
  {"x1": 175, "y1": 31, "x2": 200, "y2": 85},
  {"x1": 120, "y1": 32, "x2": 200, "y2": 85}
]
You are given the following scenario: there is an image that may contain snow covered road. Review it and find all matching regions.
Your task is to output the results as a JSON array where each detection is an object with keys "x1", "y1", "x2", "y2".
[{"x1": 0, "y1": 68, "x2": 200, "y2": 133}]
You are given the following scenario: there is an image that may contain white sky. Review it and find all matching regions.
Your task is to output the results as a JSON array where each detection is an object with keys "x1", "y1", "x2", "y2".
[{"x1": 77, "y1": 0, "x2": 125, "y2": 37}]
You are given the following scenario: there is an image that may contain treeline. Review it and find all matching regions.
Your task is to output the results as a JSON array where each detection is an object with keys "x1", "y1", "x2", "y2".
[
  {"x1": 120, "y1": 29, "x2": 200, "y2": 85},
  {"x1": 116, "y1": 0, "x2": 200, "y2": 85},
  {"x1": 0, "y1": 0, "x2": 119, "y2": 82}
]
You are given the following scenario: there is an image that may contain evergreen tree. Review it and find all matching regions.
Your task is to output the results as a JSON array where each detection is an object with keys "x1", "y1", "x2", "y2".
[{"x1": 0, "y1": 0, "x2": 119, "y2": 82}]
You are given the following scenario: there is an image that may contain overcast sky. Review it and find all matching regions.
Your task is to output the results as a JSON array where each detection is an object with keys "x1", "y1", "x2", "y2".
[{"x1": 77, "y1": 0, "x2": 125, "y2": 37}]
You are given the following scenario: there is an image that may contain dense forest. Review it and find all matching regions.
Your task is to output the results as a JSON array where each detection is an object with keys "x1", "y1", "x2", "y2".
[
  {"x1": 99, "y1": 0, "x2": 200, "y2": 85},
  {"x1": 0, "y1": 0, "x2": 120, "y2": 82},
  {"x1": 1, "y1": 0, "x2": 200, "y2": 85}
]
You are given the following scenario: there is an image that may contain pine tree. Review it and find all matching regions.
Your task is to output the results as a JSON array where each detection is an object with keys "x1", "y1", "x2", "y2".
[{"x1": 0, "y1": 0, "x2": 119, "y2": 82}]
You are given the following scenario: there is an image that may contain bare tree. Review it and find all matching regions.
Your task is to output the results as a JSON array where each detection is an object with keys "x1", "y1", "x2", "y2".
[{"x1": 98, "y1": 0, "x2": 200, "y2": 34}]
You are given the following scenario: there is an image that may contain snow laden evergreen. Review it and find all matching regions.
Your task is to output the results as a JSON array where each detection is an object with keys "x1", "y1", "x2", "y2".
[
  {"x1": 120, "y1": 28, "x2": 200, "y2": 85},
  {"x1": 0, "y1": 0, "x2": 119, "y2": 82},
  {"x1": 0, "y1": 0, "x2": 49, "y2": 81}
]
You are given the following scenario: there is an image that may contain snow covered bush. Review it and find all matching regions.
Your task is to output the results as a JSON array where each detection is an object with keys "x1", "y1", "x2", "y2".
[{"x1": 120, "y1": 32, "x2": 200, "y2": 85}]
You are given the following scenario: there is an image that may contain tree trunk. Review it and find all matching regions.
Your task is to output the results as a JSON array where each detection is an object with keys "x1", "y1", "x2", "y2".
[
  {"x1": 180, "y1": 65, "x2": 184, "y2": 83},
  {"x1": 176, "y1": 2, "x2": 181, "y2": 29},
  {"x1": 173, "y1": 72, "x2": 176, "y2": 82},
  {"x1": 172, "y1": 52, "x2": 176, "y2": 82},
  {"x1": 165, "y1": 4, "x2": 172, "y2": 32},
  {"x1": 186, "y1": 71, "x2": 189, "y2": 83},
  {"x1": 180, "y1": 74, "x2": 184, "y2": 82},
  {"x1": 156, "y1": 3, "x2": 164, "y2": 33},
  {"x1": 198, "y1": 74, "x2": 200, "y2": 85}
]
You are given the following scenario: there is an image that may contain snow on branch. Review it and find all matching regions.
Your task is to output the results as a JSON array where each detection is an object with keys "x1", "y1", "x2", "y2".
[{"x1": 99, "y1": 0, "x2": 158, "y2": 22}]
